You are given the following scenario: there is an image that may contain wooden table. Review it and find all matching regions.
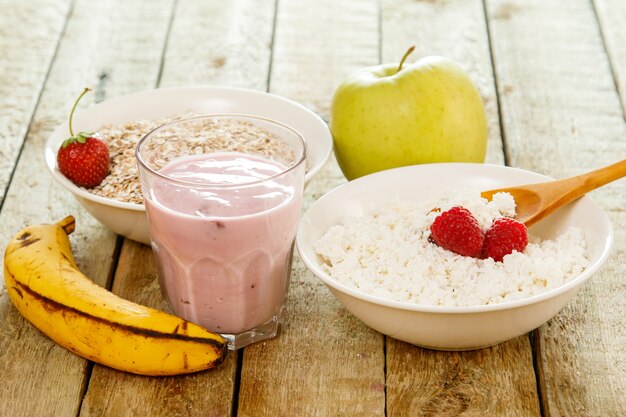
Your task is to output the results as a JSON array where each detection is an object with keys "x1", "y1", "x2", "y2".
[{"x1": 1, "y1": 0, "x2": 625, "y2": 416}]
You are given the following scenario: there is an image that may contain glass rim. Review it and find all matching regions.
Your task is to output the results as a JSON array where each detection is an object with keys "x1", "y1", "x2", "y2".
[{"x1": 135, "y1": 113, "x2": 308, "y2": 189}]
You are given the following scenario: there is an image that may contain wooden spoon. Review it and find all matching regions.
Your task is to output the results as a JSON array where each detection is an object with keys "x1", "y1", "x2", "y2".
[{"x1": 481, "y1": 158, "x2": 626, "y2": 227}]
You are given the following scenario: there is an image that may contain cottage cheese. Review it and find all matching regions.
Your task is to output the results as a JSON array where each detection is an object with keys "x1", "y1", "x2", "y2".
[{"x1": 314, "y1": 190, "x2": 589, "y2": 307}]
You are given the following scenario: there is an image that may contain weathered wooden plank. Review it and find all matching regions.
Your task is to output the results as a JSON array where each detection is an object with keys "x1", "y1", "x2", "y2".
[
  {"x1": 268, "y1": 0, "x2": 381, "y2": 121},
  {"x1": 236, "y1": 1, "x2": 386, "y2": 416},
  {"x1": 79, "y1": 1, "x2": 276, "y2": 416},
  {"x1": 0, "y1": 1, "x2": 175, "y2": 416},
  {"x1": 387, "y1": 338, "x2": 539, "y2": 417},
  {"x1": 381, "y1": 1, "x2": 539, "y2": 416},
  {"x1": 593, "y1": 0, "x2": 626, "y2": 117},
  {"x1": 159, "y1": 0, "x2": 274, "y2": 90},
  {"x1": 486, "y1": 0, "x2": 626, "y2": 415},
  {"x1": 0, "y1": 0, "x2": 70, "y2": 205}
]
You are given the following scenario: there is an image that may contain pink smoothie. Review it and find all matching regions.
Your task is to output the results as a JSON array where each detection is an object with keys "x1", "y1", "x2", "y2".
[{"x1": 145, "y1": 152, "x2": 303, "y2": 334}]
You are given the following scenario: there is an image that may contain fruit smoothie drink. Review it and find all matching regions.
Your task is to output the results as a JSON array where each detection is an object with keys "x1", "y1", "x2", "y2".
[
  {"x1": 136, "y1": 115, "x2": 306, "y2": 349},
  {"x1": 145, "y1": 152, "x2": 300, "y2": 333}
]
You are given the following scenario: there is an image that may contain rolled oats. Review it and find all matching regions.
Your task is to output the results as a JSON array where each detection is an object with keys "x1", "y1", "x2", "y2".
[{"x1": 88, "y1": 115, "x2": 293, "y2": 204}]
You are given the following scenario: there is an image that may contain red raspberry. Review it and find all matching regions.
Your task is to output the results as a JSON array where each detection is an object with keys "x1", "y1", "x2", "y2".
[
  {"x1": 482, "y1": 217, "x2": 528, "y2": 262},
  {"x1": 429, "y1": 206, "x2": 484, "y2": 258}
]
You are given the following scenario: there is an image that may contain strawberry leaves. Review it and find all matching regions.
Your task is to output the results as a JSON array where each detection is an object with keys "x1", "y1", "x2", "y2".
[{"x1": 62, "y1": 131, "x2": 96, "y2": 148}]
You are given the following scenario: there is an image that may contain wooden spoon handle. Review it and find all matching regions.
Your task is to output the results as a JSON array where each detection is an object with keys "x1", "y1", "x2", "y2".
[
  {"x1": 515, "y1": 158, "x2": 626, "y2": 227},
  {"x1": 557, "y1": 158, "x2": 626, "y2": 199},
  {"x1": 571, "y1": 158, "x2": 626, "y2": 192}
]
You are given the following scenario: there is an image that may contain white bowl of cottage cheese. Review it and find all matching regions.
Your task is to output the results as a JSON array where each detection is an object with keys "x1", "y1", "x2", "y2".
[{"x1": 295, "y1": 163, "x2": 613, "y2": 350}]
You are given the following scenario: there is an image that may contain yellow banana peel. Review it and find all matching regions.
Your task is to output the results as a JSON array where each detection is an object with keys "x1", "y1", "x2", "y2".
[{"x1": 3, "y1": 216, "x2": 227, "y2": 376}]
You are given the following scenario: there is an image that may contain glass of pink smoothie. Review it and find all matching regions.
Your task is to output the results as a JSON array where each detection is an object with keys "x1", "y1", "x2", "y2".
[{"x1": 136, "y1": 114, "x2": 306, "y2": 349}]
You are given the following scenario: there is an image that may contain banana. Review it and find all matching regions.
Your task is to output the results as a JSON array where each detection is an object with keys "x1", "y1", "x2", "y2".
[{"x1": 3, "y1": 216, "x2": 227, "y2": 376}]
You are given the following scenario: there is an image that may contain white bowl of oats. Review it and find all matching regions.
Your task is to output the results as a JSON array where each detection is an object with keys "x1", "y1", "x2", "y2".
[
  {"x1": 44, "y1": 86, "x2": 333, "y2": 244},
  {"x1": 296, "y1": 163, "x2": 613, "y2": 350}
]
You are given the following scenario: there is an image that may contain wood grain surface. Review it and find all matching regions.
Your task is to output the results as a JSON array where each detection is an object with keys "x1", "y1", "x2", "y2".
[
  {"x1": 0, "y1": 0, "x2": 625, "y2": 416},
  {"x1": 486, "y1": 0, "x2": 626, "y2": 415},
  {"x1": 387, "y1": 339, "x2": 540, "y2": 417},
  {"x1": 593, "y1": 0, "x2": 626, "y2": 117},
  {"x1": 159, "y1": 0, "x2": 275, "y2": 90},
  {"x1": 0, "y1": 0, "x2": 70, "y2": 203}
]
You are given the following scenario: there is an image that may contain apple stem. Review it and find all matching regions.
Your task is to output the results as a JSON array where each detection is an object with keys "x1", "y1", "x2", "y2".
[
  {"x1": 396, "y1": 45, "x2": 416, "y2": 73},
  {"x1": 68, "y1": 87, "x2": 91, "y2": 137}
]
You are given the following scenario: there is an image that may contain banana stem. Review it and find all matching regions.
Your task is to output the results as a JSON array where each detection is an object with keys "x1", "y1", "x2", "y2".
[{"x1": 58, "y1": 216, "x2": 76, "y2": 235}]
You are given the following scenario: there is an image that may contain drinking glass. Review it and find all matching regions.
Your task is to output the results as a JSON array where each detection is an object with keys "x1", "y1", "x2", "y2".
[{"x1": 136, "y1": 114, "x2": 306, "y2": 349}]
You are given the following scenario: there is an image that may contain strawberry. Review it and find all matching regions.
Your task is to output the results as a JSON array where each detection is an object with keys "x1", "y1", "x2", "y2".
[
  {"x1": 482, "y1": 217, "x2": 528, "y2": 262},
  {"x1": 57, "y1": 88, "x2": 110, "y2": 188},
  {"x1": 429, "y1": 206, "x2": 484, "y2": 258}
]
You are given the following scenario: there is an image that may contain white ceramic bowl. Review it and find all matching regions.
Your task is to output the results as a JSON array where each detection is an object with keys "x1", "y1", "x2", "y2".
[
  {"x1": 296, "y1": 163, "x2": 613, "y2": 350},
  {"x1": 44, "y1": 86, "x2": 333, "y2": 244}
]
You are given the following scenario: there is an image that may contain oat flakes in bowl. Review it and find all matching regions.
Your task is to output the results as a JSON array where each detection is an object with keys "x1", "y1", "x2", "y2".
[{"x1": 91, "y1": 115, "x2": 293, "y2": 205}]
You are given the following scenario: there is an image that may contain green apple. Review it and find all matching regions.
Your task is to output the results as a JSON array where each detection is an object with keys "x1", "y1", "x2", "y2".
[{"x1": 330, "y1": 47, "x2": 488, "y2": 180}]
